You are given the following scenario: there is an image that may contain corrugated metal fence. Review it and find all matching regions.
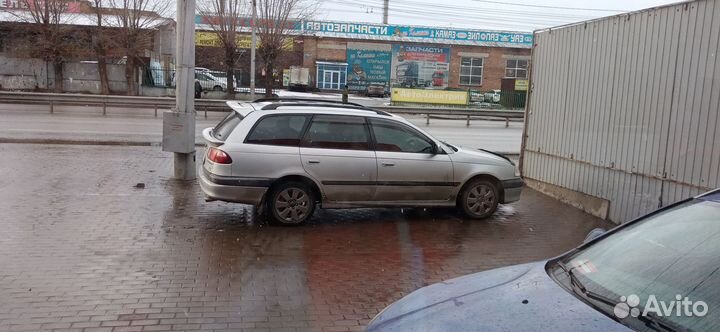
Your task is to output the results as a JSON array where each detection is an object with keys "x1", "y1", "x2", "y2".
[{"x1": 522, "y1": 0, "x2": 720, "y2": 223}]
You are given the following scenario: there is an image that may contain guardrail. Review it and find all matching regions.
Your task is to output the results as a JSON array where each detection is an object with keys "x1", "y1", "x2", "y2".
[{"x1": 0, "y1": 91, "x2": 524, "y2": 126}]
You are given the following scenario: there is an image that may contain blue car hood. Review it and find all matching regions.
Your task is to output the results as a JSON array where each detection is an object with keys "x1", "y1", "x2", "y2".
[{"x1": 366, "y1": 262, "x2": 631, "y2": 332}]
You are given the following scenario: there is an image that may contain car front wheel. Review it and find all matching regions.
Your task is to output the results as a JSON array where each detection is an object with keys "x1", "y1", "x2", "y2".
[
  {"x1": 459, "y1": 179, "x2": 499, "y2": 219},
  {"x1": 267, "y1": 182, "x2": 315, "y2": 225}
]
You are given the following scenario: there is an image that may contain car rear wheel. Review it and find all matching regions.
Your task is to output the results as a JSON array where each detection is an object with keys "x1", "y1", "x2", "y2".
[
  {"x1": 267, "y1": 182, "x2": 315, "y2": 225},
  {"x1": 213, "y1": 85, "x2": 223, "y2": 91},
  {"x1": 459, "y1": 179, "x2": 499, "y2": 219}
]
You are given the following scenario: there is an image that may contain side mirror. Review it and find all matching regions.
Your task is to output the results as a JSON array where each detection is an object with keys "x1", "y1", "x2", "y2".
[{"x1": 583, "y1": 228, "x2": 606, "y2": 244}]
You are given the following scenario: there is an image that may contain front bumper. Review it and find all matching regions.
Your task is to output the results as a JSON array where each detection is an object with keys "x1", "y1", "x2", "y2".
[
  {"x1": 501, "y1": 178, "x2": 523, "y2": 203},
  {"x1": 198, "y1": 169, "x2": 268, "y2": 206}
]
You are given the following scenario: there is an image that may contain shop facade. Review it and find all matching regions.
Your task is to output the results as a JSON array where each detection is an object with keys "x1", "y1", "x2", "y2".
[{"x1": 195, "y1": 16, "x2": 533, "y2": 92}]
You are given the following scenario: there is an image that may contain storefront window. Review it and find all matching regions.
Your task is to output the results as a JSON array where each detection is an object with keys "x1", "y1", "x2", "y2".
[
  {"x1": 459, "y1": 57, "x2": 483, "y2": 86},
  {"x1": 316, "y1": 62, "x2": 348, "y2": 90},
  {"x1": 505, "y1": 59, "x2": 529, "y2": 78}
]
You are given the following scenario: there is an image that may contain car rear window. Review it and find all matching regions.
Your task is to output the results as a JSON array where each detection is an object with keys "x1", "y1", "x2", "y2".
[
  {"x1": 245, "y1": 115, "x2": 309, "y2": 146},
  {"x1": 213, "y1": 112, "x2": 243, "y2": 141}
]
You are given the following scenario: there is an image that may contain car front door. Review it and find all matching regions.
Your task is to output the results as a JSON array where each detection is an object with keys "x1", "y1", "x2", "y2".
[
  {"x1": 300, "y1": 115, "x2": 376, "y2": 203},
  {"x1": 369, "y1": 118, "x2": 454, "y2": 202}
]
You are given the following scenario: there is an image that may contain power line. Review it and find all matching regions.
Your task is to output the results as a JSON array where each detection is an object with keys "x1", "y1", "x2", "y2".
[
  {"x1": 325, "y1": 8, "x2": 542, "y2": 31},
  {"x1": 363, "y1": 0, "x2": 598, "y2": 19},
  {"x1": 363, "y1": 2, "x2": 590, "y2": 23},
  {"x1": 470, "y1": 0, "x2": 626, "y2": 12},
  {"x1": 322, "y1": 0, "x2": 587, "y2": 28}
]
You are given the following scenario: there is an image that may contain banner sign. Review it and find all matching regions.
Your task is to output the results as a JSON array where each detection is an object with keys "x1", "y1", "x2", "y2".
[
  {"x1": 515, "y1": 79, "x2": 529, "y2": 91},
  {"x1": 391, "y1": 88, "x2": 469, "y2": 105},
  {"x1": 195, "y1": 15, "x2": 532, "y2": 48},
  {"x1": 346, "y1": 48, "x2": 392, "y2": 91},
  {"x1": 303, "y1": 21, "x2": 532, "y2": 47},
  {"x1": 391, "y1": 45, "x2": 451, "y2": 89},
  {"x1": 194, "y1": 32, "x2": 292, "y2": 49}
]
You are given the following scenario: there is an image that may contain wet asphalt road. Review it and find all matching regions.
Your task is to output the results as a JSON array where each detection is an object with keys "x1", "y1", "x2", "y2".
[
  {"x1": 0, "y1": 144, "x2": 611, "y2": 332},
  {"x1": 0, "y1": 105, "x2": 523, "y2": 154}
]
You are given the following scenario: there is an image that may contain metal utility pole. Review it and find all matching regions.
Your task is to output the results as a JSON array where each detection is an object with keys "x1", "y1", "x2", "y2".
[
  {"x1": 250, "y1": 0, "x2": 257, "y2": 100},
  {"x1": 383, "y1": 0, "x2": 389, "y2": 24},
  {"x1": 162, "y1": 0, "x2": 196, "y2": 180}
]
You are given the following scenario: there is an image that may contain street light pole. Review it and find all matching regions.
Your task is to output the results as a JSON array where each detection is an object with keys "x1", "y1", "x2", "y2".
[
  {"x1": 162, "y1": 0, "x2": 196, "y2": 180},
  {"x1": 383, "y1": 0, "x2": 389, "y2": 24},
  {"x1": 250, "y1": 0, "x2": 257, "y2": 100}
]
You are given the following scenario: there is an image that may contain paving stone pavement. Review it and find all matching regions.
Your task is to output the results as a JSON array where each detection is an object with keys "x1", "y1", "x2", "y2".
[{"x1": 0, "y1": 144, "x2": 613, "y2": 332}]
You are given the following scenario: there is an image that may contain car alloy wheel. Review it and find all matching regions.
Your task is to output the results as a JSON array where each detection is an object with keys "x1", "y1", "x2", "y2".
[
  {"x1": 270, "y1": 183, "x2": 314, "y2": 225},
  {"x1": 460, "y1": 179, "x2": 499, "y2": 219}
]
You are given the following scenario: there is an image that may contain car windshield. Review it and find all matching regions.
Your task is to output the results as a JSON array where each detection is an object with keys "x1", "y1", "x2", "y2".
[{"x1": 553, "y1": 194, "x2": 720, "y2": 331}]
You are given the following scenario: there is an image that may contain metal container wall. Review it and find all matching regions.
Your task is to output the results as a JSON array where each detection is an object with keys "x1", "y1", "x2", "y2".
[{"x1": 522, "y1": 0, "x2": 720, "y2": 223}]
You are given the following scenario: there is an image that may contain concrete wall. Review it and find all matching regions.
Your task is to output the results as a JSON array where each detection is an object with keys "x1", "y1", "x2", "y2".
[
  {"x1": 0, "y1": 55, "x2": 48, "y2": 90},
  {"x1": 0, "y1": 55, "x2": 129, "y2": 93},
  {"x1": 522, "y1": 0, "x2": 720, "y2": 224}
]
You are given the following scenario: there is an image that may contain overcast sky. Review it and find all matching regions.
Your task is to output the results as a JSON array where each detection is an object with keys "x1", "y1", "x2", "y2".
[{"x1": 316, "y1": 0, "x2": 685, "y2": 32}]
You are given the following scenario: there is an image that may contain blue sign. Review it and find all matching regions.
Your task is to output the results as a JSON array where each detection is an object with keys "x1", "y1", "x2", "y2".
[
  {"x1": 346, "y1": 49, "x2": 392, "y2": 91},
  {"x1": 303, "y1": 21, "x2": 532, "y2": 47},
  {"x1": 195, "y1": 15, "x2": 533, "y2": 48}
]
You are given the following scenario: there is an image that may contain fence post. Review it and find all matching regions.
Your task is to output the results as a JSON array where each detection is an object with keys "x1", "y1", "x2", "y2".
[
  {"x1": 426, "y1": 113, "x2": 430, "y2": 125},
  {"x1": 50, "y1": 101, "x2": 54, "y2": 114},
  {"x1": 204, "y1": 108, "x2": 207, "y2": 119},
  {"x1": 506, "y1": 117, "x2": 509, "y2": 128},
  {"x1": 466, "y1": 115, "x2": 470, "y2": 127},
  {"x1": 102, "y1": 103, "x2": 107, "y2": 116},
  {"x1": 154, "y1": 105, "x2": 158, "y2": 118}
]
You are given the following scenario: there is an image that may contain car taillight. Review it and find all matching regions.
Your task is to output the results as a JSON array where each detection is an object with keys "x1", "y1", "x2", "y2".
[{"x1": 207, "y1": 147, "x2": 232, "y2": 164}]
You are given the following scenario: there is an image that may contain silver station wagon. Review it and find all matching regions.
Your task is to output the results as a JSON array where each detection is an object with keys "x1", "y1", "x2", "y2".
[{"x1": 199, "y1": 98, "x2": 522, "y2": 225}]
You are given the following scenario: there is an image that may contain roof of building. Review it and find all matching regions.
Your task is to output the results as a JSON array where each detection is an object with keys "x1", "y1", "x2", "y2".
[{"x1": 0, "y1": 9, "x2": 172, "y2": 29}]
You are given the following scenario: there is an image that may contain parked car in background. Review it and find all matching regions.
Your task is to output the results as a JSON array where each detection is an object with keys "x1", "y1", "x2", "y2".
[
  {"x1": 484, "y1": 89, "x2": 501, "y2": 103},
  {"x1": 199, "y1": 98, "x2": 522, "y2": 225},
  {"x1": 209, "y1": 71, "x2": 238, "y2": 88},
  {"x1": 366, "y1": 188, "x2": 720, "y2": 332},
  {"x1": 195, "y1": 71, "x2": 227, "y2": 91},
  {"x1": 366, "y1": 83, "x2": 388, "y2": 97}
]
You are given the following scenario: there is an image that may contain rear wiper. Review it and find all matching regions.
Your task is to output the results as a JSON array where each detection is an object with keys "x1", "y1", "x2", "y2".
[{"x1": 556, "y1": 261, "x2": 617, "y2": 307}]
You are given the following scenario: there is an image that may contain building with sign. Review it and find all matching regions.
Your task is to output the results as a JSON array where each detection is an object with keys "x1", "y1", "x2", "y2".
[{"x1": 195, "y1": 16, "x2": 532, "y2": 93}]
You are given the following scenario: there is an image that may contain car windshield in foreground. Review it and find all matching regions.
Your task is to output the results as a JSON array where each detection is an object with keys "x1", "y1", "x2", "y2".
[
  {"x1": 551, "y1": 195, "x2": 720, "y2": 331},
  {"x1": 213, "y1": 112, "x2": 243, "y2": 141}
]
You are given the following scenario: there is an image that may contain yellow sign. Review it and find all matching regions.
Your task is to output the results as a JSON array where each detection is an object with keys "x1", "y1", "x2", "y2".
[
  {"x1": 391, "y1": 88, "x2": 469, "y2": 105},
  {"x1": 195, "y1": 32, "x2": 293, "y2": 49},
  {"x1": 515, "y1": 79, "x2": 529, "y2": 91}
]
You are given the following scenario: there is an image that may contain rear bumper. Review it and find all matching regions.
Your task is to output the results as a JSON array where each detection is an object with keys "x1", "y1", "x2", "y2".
[
  {"x1": 501, "y1": 178, "x2": 524, "y2": 203},
  {"x1": 198, "y1": 169, "x2": 268, "y2": 206}
]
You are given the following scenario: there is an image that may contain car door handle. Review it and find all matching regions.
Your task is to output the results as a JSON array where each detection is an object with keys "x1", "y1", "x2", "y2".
[
  {"x1": 381, "y1": 162, "x2": 395, "y2": 167},
  {"x1": 307, "y1": 160, "x2": 320, "y2": 164}
]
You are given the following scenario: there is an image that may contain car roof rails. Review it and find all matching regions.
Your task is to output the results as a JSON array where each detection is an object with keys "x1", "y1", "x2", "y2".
[
  {"x1": 252, "y1": 97, "x2": 368, "y2": 109},
  {"x1": 260, "y1": 102, "x2": 391, "y2": 116}
]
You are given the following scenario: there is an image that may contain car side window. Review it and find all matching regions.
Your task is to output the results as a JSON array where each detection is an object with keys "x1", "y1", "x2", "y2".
[
  {"x1": 245, "y1": 115, "x2": 309, "y2": 147},
  {"x1": 303, "y1": 115, "x2": 371, "y2": 151},
  {"x1": 370, "y1": 118, "x2": 435, "y2": 153}
]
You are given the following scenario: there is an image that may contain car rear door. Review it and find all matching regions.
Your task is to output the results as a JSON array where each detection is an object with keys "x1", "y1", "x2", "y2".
[
  {"x1": 369, "y1": 118, "x2": 454, "y2": 202},
  {"x1": 300, "y1": 115, "x2": 377, "y2": 203}
]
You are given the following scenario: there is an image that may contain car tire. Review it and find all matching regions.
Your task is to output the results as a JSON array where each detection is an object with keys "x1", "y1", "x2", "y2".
[
  {"x1": 458, "y1": 179, "x2": 499, "y2": 219},
  {"x1": 213, "y1": 85, "x2": 223, "y2": 91},
  {"x1": 267, "y1": 181, "x2": 315, "y2": 225}
]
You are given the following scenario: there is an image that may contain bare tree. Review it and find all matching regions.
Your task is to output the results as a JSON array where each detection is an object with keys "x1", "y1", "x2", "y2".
[
  {"x1": 17, "y1": 0, "x2": 73, "y2": 92},
  {"x1": 88, "y1": 0, "x2": 111, "y2": 94},
  {"x1": 199, "y1": 0, "x2": 246, "y2": 98},
  {"x1": 108, "y1": 0, "x2": 170, "y2": 95},
  {"x1": 255, "y1": 0, "x2": 314, "y2": 97}
]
